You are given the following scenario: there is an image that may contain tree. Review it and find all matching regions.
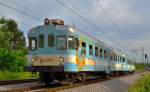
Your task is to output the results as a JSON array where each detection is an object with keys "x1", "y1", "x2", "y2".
[
  {"x1": 0, "y1": 17, "x2": 27, "y2": 72},
  {"x1": 0, "y1": 17, "x2": 26, "y2": 50}
]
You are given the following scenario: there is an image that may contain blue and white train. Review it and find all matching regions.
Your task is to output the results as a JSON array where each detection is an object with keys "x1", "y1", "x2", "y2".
[{"x1": 26, "y1": 18, "x2": 135, "y2": 84}]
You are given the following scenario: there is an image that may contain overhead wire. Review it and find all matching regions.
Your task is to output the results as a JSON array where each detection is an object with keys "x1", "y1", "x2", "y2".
[
  {"x1": 56, "y1": 0, "x2": 126, "y2": 48},
  {"x1": 0, "y1": 2, "x2": 42, "y2": 22},
  {"x1": 96, "y1": 0, "x2": 127, "y2": 41},
  {"x1": 11, "y1": 0, "x2": 45, "y2": 19}
]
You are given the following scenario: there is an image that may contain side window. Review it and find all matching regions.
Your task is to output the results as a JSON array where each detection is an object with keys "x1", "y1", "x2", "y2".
[
  {"x1": 82, "y1": 42, "x2": 86, "y2": 47},
  {"x1": 29, "y1": 37, "x2": 37, "y2": 51},
  {"x1": 104, "y1": 50, "x2": 107, "y2": 59},
  {"x1": 114, "y1": 54, "x2": 117, "y2": 61},
  {"x1": 75, "y1": 38, "x2": 79, "y2": 49},
  {"x1": 117, "y1": 56, "x2": 119, "y2": 62},
  {"x1": 110, "y1": 55, "x2": 113, "y2": 60},
  {"x1": 68, "y1": 36, "x2": 75, "y2": 49},
  {"x1": 81, "y1": 42, "x2": 86, "y2": 57},
  {"x1": 48, "y1": 34, "x2": 54, "y2": 47},
  {"x1": 89, "y1": 44, "x2": 93, "y2": 56},
  {"x1": 123, "y1": 58, "x2": 125, "y2": 63},
  {"x1": 38, "y1": 34, "x2": 44, "y2": 48},
  {"x1": 100, "y1": 48, "x2": 103, "y2": 58},
  {"x1": 95, "y1": 47, "x2": 98, "y2": 57},
  {"x1": 113, "y1": 54, "x2": 115, "y2": 61},
  {"x1": 118, "y1": 56, "x2": 120, "y2": 62},
  {"x1": 120, "y1": 57, "x2": 122, "y2": 62}
]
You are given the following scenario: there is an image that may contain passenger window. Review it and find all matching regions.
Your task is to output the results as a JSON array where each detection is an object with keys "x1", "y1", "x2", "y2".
[
  {"x1": 110, "y1": 55, "x2": 113, "y2": 60},
  {"x1": 82, "y1": 42, "x2": 86, "y2": 47},
  {"x1": 75, "y1": 38, "x2": 79, "y2": 49},
  {"x1": 120, "y1": 57, "x2": 122, "y2": 62},
  {"x1": 115, "y1": 54, "x2": 117, "y2": 61},
  {"x1": 117, "y1": 56, "x2": 119, "y2": 62},
  {"x1": 81, "y1": 42, "x2": 86, "y2": 57},
  {"x1": 29, "y1": 37, "x2": 37, "y2": 51},
  {"x1": 123, "y1": 58, "x2": 125, "y2": 63},
  {"x1": 68, "y1": 36, "x2": 75, "y2": 49},
  {"x1": 95, "y1": 47, "x2": 98, "y2": 57},
  {"x1": 113, "y1": 54, "x2": 115, "y2": 61},
  {"x1": 89, "y1": 45, "x2": 93, "y2": 56},
  {"x1": 100, "y1": 48, "x2": 103, "y2": 58},
  {"x1": 104, "y1": 50, "x2": 107, "y2": 59},
  {"x1": 38, "y1": 34, "x2": 44, "y2": 48},
  {"x1": 48, "y1": 34, "x2": 54, "y2": 47}
]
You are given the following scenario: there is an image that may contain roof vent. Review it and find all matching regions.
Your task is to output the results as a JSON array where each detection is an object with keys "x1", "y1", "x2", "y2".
[{"x1": 44, "y1": 18, "x2": 64, "y2": 25}]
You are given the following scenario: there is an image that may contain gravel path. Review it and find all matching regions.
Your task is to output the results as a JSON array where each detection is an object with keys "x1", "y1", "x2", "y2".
[
  {"x1": 0, "y1": 82, "x2": 42, "y2": 91},
  {"x1": 56, "y1": 73, "x2": 144, "y2": 92}
]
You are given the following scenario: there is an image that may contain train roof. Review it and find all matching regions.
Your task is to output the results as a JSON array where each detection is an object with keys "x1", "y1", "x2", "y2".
[{"x1": 29, "y1": 23, "x2": 126, "y2": 54}]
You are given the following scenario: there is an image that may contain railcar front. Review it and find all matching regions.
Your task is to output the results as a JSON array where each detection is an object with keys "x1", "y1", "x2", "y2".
[{"x1": 26, "y1": 19, "x2": 81, "y2": 84}]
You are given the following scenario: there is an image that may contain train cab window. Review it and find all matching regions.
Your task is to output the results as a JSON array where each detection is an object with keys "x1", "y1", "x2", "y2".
[
  {"x1": 29, "y1": 37, "x2": 37, "y2": 51},
  {"x1": 100, "y1": 48, "x2": 103, "y2": 58},
  {"x1": 56, "y1": 36, "x2": 67, "y2": 50},
  {"x1": 48, "y1": 34, "x2": 54, "y2": 47},
  {"x1": 38, "y1": 34, "x2": 44, "y2": 48},
  {"x1": 95, "y1": 47, "x2": 98, "y2": 57},
  {"x1": 89, "y1": 45, "x2": 93, "y2": 56},
  {"x1": 68, "y1": 36, "x2": 75, "y2": 49},
  {"x1": 104, "y1": 50, "x2": 107, "y2": 59}
]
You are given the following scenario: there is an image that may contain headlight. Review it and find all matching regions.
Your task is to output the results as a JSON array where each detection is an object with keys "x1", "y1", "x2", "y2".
[
  {"x1": 31, "y1": 58, "x2": 34, "y2": 62},
  {"x1": 59, "y1": 57, "x2": 64, "y2": 62}
]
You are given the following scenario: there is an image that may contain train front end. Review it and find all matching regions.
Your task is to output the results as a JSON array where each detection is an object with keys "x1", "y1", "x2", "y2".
[{"x1": 26, "y1": 18, "x2": 80, "y2": 84}]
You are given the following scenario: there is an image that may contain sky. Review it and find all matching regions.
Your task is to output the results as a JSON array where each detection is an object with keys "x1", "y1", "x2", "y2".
[{"x1": 0, "y1": 0, "x2": 149, "y2": 62}]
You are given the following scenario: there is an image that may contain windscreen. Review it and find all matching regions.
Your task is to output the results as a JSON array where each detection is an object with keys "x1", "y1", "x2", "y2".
[{"x1": 56, "y1": 36, "x2": 66, "y2": 50}]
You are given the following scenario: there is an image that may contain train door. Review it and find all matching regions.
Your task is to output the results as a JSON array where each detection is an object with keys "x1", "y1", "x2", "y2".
[
  {"x1": 77, "y1": 41, "x2": 86, "y2": 71},
  {"x1": 75, "y1": 38, "x2": 86, "y2": 71}
]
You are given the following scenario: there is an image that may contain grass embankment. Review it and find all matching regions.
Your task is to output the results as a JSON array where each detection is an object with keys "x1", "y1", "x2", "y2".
[
  {"x1": 128, "y1": 73, "x2": 150, "y2": 92},
  {"x1": 0, "y1": 71, "x2": 34, "y2": 80}
]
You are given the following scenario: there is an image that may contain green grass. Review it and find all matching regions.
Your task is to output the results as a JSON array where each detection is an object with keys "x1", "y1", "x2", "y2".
[
  {"x1": 135, "y1": 63, "x2": 145, "y2": 72},
  {"x1": 0, "y1": 71, "x2": 35, "y2": 80},
  {"x1": 128, "y1": 73, "x2": 150, "y2": 92}
]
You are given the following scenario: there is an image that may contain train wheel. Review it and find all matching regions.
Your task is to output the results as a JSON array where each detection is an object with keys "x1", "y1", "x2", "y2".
[
  {"x1": 39, "y1": 72, "x2": 54, "y2": 86},
  {"x1": 77, "y1": 73, "x2": 87, "y2": 82}
]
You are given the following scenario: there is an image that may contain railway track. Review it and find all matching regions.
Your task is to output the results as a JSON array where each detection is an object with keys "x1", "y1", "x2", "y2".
[
  {"x1": 2, "y1": 73, "x2": 137, "y2": 92},
  {"x1": 0, "y1": 79, "x2": 38, "y2": 85}
]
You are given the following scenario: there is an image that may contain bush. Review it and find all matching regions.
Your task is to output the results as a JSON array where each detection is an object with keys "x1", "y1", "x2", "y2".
[{"x1": 0, "y1": 48, "x2": 27, "y2": 72}]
